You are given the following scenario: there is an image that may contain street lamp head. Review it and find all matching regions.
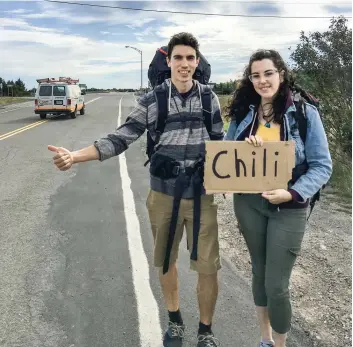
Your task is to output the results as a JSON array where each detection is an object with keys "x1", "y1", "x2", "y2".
[{"x1": 125, "y1": 45, "x2": 143, "y2": 90}]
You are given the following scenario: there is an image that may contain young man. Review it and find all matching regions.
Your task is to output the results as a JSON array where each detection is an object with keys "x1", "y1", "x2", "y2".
[{"x1": 48, "y1": 32, "x2": 224, "y2": 347}]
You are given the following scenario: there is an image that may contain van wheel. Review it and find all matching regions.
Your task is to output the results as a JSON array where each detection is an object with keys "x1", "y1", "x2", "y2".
[
  {"x1": 40, "y1": 114, "x2": 46, "y2": 119},
  {"x1": 80, "y1": 105, "x2": 85, "y2": 115},
  {"x1": 70, "y1": 108, "x2": 77, "y2": 119}
]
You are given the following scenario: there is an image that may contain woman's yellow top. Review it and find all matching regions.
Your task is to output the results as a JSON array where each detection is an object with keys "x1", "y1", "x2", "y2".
[{"x1": 256, "y1": 122, "x2": 281, "y2": 141}]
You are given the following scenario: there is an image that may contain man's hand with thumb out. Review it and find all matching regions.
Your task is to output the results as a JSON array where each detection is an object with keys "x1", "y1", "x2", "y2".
[{"x1": 48, "y1": 145, "x2": 74, "y2": 171}]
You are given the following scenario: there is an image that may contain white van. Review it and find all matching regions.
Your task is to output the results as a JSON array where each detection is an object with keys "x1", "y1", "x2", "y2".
[{"x1": 34, "y1": 77, "x2": 85, "y2": 119}]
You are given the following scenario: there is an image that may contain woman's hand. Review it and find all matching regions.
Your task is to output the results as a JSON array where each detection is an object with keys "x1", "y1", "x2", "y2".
[
  {"x1": 262, "y1": 189, "x2": 292, "y2": 204},
  {"x1": 245, "y1": 135, "x2": 264, "y2": 147}
]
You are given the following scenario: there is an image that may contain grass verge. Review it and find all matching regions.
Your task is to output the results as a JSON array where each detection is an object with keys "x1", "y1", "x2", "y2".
[
  {"x1": 218, "y1": 95, "x2": 231, "y2": 131},
  {"x1": 0, "y1": 97, "x2": 32, "y2": 106}
]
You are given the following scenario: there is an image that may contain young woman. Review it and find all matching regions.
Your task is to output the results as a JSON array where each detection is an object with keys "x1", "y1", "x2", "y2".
[{"x1": 224, "y1": 49, "x2": 332, "y2": 347}]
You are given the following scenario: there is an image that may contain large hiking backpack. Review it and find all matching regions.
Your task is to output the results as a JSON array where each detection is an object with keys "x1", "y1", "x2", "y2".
[
  {"x1": 292, "y1": 87, "x2": 320, "y2": 143},
  {"x1": 147, "y1": 46, "x2": 211, "y2": 89},
  {"x1": 292, "y1": 87, "x2": 325, "y2": 217}
]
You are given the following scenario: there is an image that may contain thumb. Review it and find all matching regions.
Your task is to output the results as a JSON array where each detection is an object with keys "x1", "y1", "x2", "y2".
[
  {"x1": 48, "y1": 145, "x2": 58, "y2": 152},
  {"x1": 48, "y1": 145, "x2": 70, "y2": 154}
]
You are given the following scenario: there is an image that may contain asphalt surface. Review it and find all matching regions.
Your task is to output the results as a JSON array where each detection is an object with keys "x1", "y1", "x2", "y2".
[{"x1": 0, "y1": 93, "x2": 310, "y2": 347}]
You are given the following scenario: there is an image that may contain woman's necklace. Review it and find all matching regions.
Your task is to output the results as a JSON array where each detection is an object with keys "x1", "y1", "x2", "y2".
[{"x1": 260, "y1": 103, "x2": 274, "y2": 128}]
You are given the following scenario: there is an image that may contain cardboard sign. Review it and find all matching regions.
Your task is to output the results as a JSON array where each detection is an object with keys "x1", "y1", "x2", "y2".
[{"x1": 204, "y1": 141, "x2": 295, "y2": 194}]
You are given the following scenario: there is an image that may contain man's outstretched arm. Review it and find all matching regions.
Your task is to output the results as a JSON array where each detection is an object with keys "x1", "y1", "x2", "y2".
[
  {"x1": 48, "y1": 94, "x2": 149, "y2": 171},
  {"x1": 48, "y1": 144, "x2": 100, "y2": 171}
]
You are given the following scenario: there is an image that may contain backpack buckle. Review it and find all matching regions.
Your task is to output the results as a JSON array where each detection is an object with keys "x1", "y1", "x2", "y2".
[{"x1": 172, "y1": 165, "x2": 180, "y2": 176}]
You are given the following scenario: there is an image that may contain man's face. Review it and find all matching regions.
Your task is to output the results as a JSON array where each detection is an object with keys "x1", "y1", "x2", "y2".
[{"x1": 167, "y1": 45, "x2": 199, "y2": 84}]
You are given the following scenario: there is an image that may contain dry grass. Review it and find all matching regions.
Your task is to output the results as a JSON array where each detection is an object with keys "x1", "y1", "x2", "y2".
[{"x1": 0, "y1": 97, "x2": 32, "y2": 106}]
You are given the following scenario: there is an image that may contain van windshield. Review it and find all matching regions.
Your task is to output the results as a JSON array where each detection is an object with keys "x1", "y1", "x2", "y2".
[
  {"x1": 39, "y1": 86, "x2": 52, "y2": 96},
  {"x1": 53, "y1": 86, "x2": 66, "y2": 96}
]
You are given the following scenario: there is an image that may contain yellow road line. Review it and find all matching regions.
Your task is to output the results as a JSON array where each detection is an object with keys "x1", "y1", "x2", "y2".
[
  {"x1": 0, "y1": 120, "x2": 48, "y2": 141},
  {"x1": 0, "y1": 120, "x2": 47, "y2": 139}
]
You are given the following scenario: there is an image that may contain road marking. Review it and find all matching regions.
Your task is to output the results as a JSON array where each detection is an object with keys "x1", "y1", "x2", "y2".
[
  {"x1": 0, "y1": 120, "x2": 48, "y2": 141},
  {"x1": 117, "y1": 96, "x2": 123, "y2": 128},
  {"x1": 118, "y1": 96, "x2": 163, "y2": 347},
  {"x1": 85, "y1": 97, "x2": 101, "y2": 105},
  {"x1": 0, "y1": 96, "x2": 102, "y2": 141}
]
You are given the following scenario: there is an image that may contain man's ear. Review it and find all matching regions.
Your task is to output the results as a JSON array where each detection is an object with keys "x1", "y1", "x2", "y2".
[
  {"x1": 166, "y1": 57, "x2": 171, "y2": 68},
  {"x1": 196, "y1": 57, "x2": 200, "y2": 66}
]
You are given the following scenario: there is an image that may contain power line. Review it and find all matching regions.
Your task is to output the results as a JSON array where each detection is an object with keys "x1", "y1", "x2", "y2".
[{"x1": 44, "y1": 0, "x2": 352, "y2": 19}]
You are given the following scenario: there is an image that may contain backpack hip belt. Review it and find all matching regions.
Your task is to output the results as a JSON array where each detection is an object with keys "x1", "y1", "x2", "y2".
[{"x1": 149, "y1": 153, "x2": 181, "y2": 179}]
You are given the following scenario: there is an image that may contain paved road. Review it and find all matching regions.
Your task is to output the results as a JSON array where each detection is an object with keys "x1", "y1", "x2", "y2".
[{"x1": 0, "y1": 93, "x2": 311, "y2": 347}]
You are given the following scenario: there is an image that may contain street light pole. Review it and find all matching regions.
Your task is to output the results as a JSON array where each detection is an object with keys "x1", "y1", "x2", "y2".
[{"x1": 125, "y1": 45, "x2": 143, "y2": 91}]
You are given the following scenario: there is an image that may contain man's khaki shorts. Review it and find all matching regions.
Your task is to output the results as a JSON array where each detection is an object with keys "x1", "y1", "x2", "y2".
[{"x1": 146, "y1": 190, "x2": 221, "y2": 274}]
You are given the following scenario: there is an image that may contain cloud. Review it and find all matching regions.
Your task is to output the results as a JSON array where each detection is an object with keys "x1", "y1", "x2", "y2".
[
  {"x1": 126, "y1": 17, "x2": 156, "y2": 29},
  {"x1": 4, "y1": 8, "x2": 32, "y2": 14},
  {"x1": 325, "y1": 5, "x2": 353, "y2": 14},
  {"x1": 0, "y1": 0, "x2": 351, "y2": 89},
  {"x1": 20, "y1": 1, "x2": 157, "y2": 26},
  {"x1": 245, "y1": 3, "x2": 281, "y2": 15},
  {"x1": 0, "y1": 17, "x2": 64, "y2": 33}
]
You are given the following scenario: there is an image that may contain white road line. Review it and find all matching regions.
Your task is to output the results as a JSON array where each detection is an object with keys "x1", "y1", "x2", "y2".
[
  {"x1": 117, "y1": 96, "x2": 123, "y2": 128},
  {"x1": 118, "y1": 96, "x2": 163, "y2": 347},
  {"x1": 85, "y1": 97, "x2": 101, "y2": 105}
]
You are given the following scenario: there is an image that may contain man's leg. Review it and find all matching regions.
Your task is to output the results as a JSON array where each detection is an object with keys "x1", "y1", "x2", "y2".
[
  {"x1": 146, "y1": 190, "x2": 185, "y2": 346},
  {"x1": 160, "y1": 264, "x2": 185, "y2": 347},
  {"x1": 185, "y1": 194, "x2": 221, "y2": 346},
  {"x1": 160, "y1": 262, "x2": 180, "y2": 312},
  {"x1": 197, "y1": 272, "x2": 218, "y2": 325}
]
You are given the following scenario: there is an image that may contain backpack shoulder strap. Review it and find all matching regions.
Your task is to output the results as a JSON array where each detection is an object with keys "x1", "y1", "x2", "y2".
[
  {"x1": 153, "y1": 84, "x2": 168, "y2": 143},
  {"x1": 200, "y1": 85, "x2": 212, "y2": 136},
  {"x1": 293, "y1": 98, "x2": 308, "y2": 144}
]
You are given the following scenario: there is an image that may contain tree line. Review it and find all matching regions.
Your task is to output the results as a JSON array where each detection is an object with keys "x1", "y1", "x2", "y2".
[{"x1": 0, "y1": 77, "x2": 34, "y2": 97}]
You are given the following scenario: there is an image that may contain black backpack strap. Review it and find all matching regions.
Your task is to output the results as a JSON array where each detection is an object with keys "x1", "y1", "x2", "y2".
[
  {"x1": 153, "y1": 84, "x2": 169, "y2": 146},
  {"x1": 144, "y1": 84, "x2": 168, "y2": 166},
  {"x1": 163, "y1": 173, "x2": 187, "y2": 274},
  {"x1": 200, "y1": 86, "x2": 212, "y2": 136},
  {"x1": 293, "y1": 98, "x2": 308, "y2": 144},
  {"x1": 307, "y1": 190, "x2": 321, "y2": 220},
  {"x1": 293, "y1": 97, "x2": 324, "y2": 219}
]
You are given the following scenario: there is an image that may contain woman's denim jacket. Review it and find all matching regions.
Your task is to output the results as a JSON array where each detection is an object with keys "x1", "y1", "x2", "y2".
[{"x1": 224, "y1": 101, "x2": 332, "y2": 201}]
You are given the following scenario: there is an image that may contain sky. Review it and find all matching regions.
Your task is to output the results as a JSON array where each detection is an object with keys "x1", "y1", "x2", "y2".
[{"x1": 0, "y1": 0, "x2": 352, "y2": 90}]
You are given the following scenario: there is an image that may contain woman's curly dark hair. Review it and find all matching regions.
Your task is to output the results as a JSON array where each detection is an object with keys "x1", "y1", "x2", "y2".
[{"x1": 225, "y1": 49, "x2": 295, "y2": 124}]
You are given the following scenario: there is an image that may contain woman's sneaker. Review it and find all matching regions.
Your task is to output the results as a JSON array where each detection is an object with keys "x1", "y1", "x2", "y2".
[
  {"x1": 197, "y1": 332, "x2": 220, "y2": 347},
  {"x1": 260, "y1": 341, "x2": 275, "y2": 347},
  {"x1": 163, "y1": 321, "x2": 185, "y2": 347}
]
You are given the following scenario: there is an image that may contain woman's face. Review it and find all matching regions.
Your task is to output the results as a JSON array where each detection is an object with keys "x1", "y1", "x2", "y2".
[{"x1": 249, "y1": 58, "x2": 284, "y2": 102}]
